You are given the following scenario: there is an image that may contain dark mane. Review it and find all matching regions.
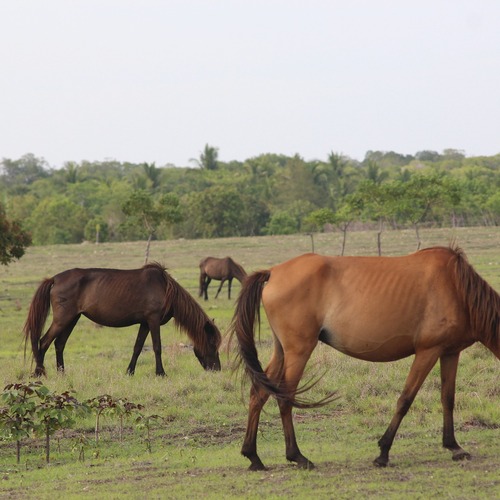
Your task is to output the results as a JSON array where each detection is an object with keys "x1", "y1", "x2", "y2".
[
  {"x1": 164, "y1": 272, "x2": 222, "y2": 354},
  {"x1": 142, "y1": 261, "x2": 167, "y2": 272},
  {"x1": 452, "y1": 246, "x2": 500, "y2": 346}
]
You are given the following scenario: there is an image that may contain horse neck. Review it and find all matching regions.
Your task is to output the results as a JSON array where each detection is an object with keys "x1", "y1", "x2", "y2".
[
  {"x1": 455, "y1": 251, "x2": 500, "y2": 356},
  {"x1": 232, "y1": 264, "x2": 247, "y2": 282},
  {"x1": 167, "y1": 278, "x2": 210, "y2": 350}
]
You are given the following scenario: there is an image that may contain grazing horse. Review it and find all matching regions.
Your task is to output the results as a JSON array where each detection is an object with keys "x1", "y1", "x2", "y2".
[
  {"x1": 24, "y1": 263, "x2": 222, "y2": 377},
  {"x1": 199, "y1": 256, "x2": 247, "y2": 300},
  {"x1": 230, "y1": 246, "x2": 499, "y2": 470}
]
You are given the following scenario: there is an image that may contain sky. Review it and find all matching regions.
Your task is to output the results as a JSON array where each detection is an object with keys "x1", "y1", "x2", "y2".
[{"x1": 1, "y1": 1, "x2": 499, "y2": 168}]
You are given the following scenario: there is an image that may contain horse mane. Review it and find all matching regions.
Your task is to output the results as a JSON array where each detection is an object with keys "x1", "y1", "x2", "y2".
[
  {"x1": 451, "y1": 246, "x2": 500, "y2": 346},
  {"x1": 228, "y1": 257, "x2": 247, "y2": 281},
  {"x1": 142, "y1": 262, "x2": 167, "y2": 272},
  {"x1": 160, "y1": 267, "x2": 222, "y2": 353}
]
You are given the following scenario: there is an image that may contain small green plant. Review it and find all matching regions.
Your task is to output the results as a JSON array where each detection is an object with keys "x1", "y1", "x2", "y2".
[
  {"x1": 0, "y1": 381, "x2": 41, "y2": 463},
  {"x1": 71, "y1": 433, "x2": 89, "y2": 462},
  {"x1": 134, "y1": 413, "x2": 162, "y2": 453},
  {"x1": 34, "y1": 386, "x2": 86, "y2": 463},
  {"x1": 0, "y1": 382, "x2": 86, "y2": 464},
  {"x1": 86, "y1": 395, "x2": 144, "y2": 444}
]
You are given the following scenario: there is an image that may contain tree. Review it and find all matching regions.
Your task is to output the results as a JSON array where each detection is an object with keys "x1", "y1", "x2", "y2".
[
  {"x1": 27, "y1": 196, "x2": 87, "y2": 245},
  {"x1": 354, "y1": 180, "x2": 394, "y2": 255},
  {"x1": 182, "y1": 186, "x2": 244, "y2": 238},
  {"x1": 122, "y1": 191, "x2": 183, "y2": 262},
  {"x1": 305, "y1": 194, "x2": 361, "y2": 255},
  {"x1": 0, "y1": 154, "x2": 49, "y2": 194},
  {"x1": 391, "y1": 173, "x2": 461, "y2": 249},
  {"x1": 0, "y1": 203, "x2": 31, "y2": 265},
  {"x1": 191, "y1": 144, "x2": 219, "y2": 170}
]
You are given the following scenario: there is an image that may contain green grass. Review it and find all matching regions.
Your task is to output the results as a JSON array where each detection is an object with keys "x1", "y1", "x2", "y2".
[{"x1": 0, "y1": 227, "x2": 499, "y2": 498}]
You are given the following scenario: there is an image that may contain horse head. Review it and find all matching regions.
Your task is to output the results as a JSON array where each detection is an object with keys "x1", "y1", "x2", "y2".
[{"x1": 194, "y1": 320, "x2": 222, "y2": 371}]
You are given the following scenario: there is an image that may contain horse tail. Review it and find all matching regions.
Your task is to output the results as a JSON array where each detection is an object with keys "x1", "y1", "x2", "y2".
[
  {"x1": 231, "y1": 269, "x2": 338, "y2": 409},
  {"x1": 23, "y1": 278, "x2": 54, "y2": 363},
  {"x1": 231, "y1": 269, "x2": 307, "y2": 406}
]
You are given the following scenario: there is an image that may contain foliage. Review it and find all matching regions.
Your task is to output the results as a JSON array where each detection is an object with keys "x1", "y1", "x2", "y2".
[
  {"x1": 134, "y1": 413, "x2": 162, "y2": 453},
  {"x1": 121, "y1": 190, "x2": 183, "y2": 261},
  {"x1": 28, "y1": 195, "x2": 87, "y2": 245},
  {"x1": 34, "y1": 386, "x2": 85, "y2": 463},
  {"x1": 0, "y1": 203, "x2": 31, "y2": 265},
  {"x1": 86, "y1": 395, "x2": 143, "y2": 444},
  {"x1": 0, "y1": 382, "x2": 40, "y2": 463},
  {"x1": 2, "y1": 151, "x2": 500, "y2": 247},
  {"x1": 191, "y1": 144, "x2": 219, "y2": 170},
  {"x1": 0, "y1": 382, "x2": 84, "y2": 464}
]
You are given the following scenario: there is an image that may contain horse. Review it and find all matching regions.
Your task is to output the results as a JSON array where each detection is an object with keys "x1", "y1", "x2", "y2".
[
  {"x1": 199, "y1": 256, "x2": 247, "y2": 301},
  {"x1": 230, "y1": 246, "x2": 499, "y2": 471},
  {"x1": 24, "y1": 262, "x2": 222, "y2": 377}
]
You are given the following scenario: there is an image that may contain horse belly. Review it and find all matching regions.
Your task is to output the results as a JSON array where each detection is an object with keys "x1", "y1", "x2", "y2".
[
  {"x1": 321, "y1": 324, "x2": 416, "y2": 362},
  {"x1": 321, "y1": 297, "x2": 420, "y2": 363}
]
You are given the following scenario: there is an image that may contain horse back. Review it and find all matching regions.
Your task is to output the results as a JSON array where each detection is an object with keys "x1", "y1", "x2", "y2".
[{"x1": 50, "y1": 266, "x2": 168, "y2": 325}]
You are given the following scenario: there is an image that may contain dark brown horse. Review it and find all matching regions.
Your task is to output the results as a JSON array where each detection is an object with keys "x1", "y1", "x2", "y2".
[
  {"x1": 230, "y1": 246, "x2": 499, "y2": 470},
  {"x1": 199, "y1": 256, "x2": 247, "y2": 300},
  {"x1": 24, "y1": 263, "x2": 222, "y2": 377}
]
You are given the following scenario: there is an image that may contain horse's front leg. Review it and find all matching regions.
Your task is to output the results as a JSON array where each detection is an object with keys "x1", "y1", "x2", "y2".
[
  {"x1": 375, "y1": 348, "x2": 440, "y2": 467},
  {"x1": 149, "y1": 321, "x2": 166, "y2": 376},
  {"x1": 126, "y1": 323, "x2": 150, "y2": 375},
  {"x1": 227, "y1": 278, "x2": 233, "y2": 300},
  {"x1": 204, "y1": 277, "x2": 211, "y2": 301},
  {"x1": 440, "y1": 353, "x2": 471, "y2": 461},
  {"x1": 214, "y1": 279, "x2": 225, "y2": 299}
]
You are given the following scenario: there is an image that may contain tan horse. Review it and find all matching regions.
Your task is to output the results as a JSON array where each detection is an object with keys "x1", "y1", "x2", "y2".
[
  {"x1": 230, "y1": 246, "x2": 499, "y2": 470},
  {"x1": 199, "y1": 256, "x2": 247, "y2": 300}
]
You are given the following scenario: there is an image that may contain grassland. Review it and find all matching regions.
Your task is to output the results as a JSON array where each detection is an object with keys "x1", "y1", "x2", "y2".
[{"x1": 0, "y1": 227, "x2": 499, "y2": 499}]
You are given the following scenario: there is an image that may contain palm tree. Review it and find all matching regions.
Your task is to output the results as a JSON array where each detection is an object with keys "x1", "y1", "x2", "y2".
[{"x1": 191, "y1": 144, "x2": 219, "y2": 170}]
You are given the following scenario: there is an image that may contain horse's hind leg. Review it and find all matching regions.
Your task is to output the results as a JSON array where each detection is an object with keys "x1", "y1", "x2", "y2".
[
  {"x1": 277, "y1": 350, "x2": 316, "y2": 469},
  {"x1": 37, "y1": 316, "x2": 79, "y2": 376},
  {"x1": 440, "y1": 353, "x2": 471, "y2": 461},
  {"x1": 53, "y1": 316, "x2": 80, "y2": 373},
  {"x1": 242, "y1": 384, "x2": 271, "y2": 470},
  {"x1": 242, "y1": 350, "x2": 283, "y2": 470},
  {"x1": 126, "y1": 323, "x2": 150, "y2": 375},
  {"x1": 375, "y1": 348, "x2": 440, "y2": 467}
]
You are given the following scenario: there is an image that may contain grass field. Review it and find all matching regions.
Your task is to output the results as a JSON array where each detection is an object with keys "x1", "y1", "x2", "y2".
[{"x1": 0, "y1": 227, "x2": 499, "y2": 499}]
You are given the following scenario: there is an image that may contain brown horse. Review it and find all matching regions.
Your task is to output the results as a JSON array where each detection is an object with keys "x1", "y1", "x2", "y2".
[
  {"x1": 24, "y1": 263, "x2": 222, "y2": 377},
  {"x1": 230, "y1": 246, "x2": 499, "y2": 470},
  {"x1": 199, "y1": 256, "x2": 247, "y2": 300}
]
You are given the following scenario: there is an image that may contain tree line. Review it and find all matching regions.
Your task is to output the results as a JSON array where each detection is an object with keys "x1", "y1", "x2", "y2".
[{"x1": 1, "y1": 146, "x2": 500, "y2": 257}]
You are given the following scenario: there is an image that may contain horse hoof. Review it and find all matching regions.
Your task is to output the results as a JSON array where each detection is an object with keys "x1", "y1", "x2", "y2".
[
  {"x1": 248, "y1": 462, "x2": 267, "y2": 471},
  {"x1": 298, "y1": 460, "x2": 315, "y2": 470},
  {"x1": 373, "y1": 457, "x2": 388, "y2": 467},
  {"x1": 452, "y1": 450, "x2": 471, "y2": 461}
]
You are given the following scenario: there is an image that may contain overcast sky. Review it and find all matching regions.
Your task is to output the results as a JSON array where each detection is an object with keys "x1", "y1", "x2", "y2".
[{"x1": 1, "y1": 1, "x2": 499, "y2": 168}]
